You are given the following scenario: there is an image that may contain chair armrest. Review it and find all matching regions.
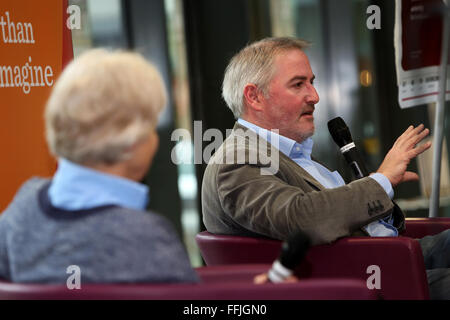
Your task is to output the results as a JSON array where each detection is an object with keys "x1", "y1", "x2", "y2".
[{"x1": 297, "y1": 236, "x2": 429, "y2": 300}]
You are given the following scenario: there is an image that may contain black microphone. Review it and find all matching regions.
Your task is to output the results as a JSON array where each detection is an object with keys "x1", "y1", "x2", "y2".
[
  {"x1": 328, "y1": 117, "x2": 369, "y2": 180},
  {"x1": 268, "y1": 230, "x2": 311, "y2": 283}
]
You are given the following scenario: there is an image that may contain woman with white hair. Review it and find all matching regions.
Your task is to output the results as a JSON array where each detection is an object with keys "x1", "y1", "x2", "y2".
[{"x1": 0, "y1": 49, "x2": 198, "y2": 284}]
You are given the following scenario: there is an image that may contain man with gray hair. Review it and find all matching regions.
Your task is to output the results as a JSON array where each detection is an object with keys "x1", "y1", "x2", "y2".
[
  {"x1": 0, "y1": 49, "x2": 197, "y2": 284},
  {"x1": 202, "y1": 37, "x2": 450, "y2": 298}
]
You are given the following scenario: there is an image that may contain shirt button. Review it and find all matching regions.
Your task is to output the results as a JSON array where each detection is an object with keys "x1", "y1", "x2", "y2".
[{"x1": 296, "y1": 147, "x2": 300, "y2": 151}]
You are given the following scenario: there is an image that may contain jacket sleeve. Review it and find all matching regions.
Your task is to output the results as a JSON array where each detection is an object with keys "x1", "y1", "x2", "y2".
[{"x1": 216, "y1": 162, "x2": 399, "y2": 245}]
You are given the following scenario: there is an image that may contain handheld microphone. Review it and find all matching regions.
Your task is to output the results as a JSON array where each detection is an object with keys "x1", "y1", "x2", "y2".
[
  {"x1": 267, "y1": 230, "x2": 311, "y2": 283},
  {"x1": 327, "y1": 117, "x2": 369, "y2": 180}
]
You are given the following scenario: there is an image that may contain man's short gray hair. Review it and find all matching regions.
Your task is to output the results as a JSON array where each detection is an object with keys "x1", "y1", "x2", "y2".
[
  {"x1": 45, "y1": 49, "x2": 167, "y2": 165},
  {"x1": 222, "y1": 37, "x2": 310, "y2": 119}
]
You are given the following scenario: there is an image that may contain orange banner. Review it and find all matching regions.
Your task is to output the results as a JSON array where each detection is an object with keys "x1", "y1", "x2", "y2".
[{"x1": 0, "y1": 0, "x2": 68, "y2": 211}]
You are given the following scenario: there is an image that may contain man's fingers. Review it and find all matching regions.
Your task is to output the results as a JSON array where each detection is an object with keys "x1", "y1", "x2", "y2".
[
  {"x1": 402, "y1": 125, "x2": 415, "y2": 137},
  {"x1": 407, "y1": 124, "x2": 425, "y2": 139},
  {"x1": 396, "y1": 125, "x2": 422, "y2": 147},
  {"x1": 417, "y1": 140, "x2": 432, "y2": 153},
  {"x1": 408, "y1": 141, "x2": 432, "y2": 158},
  {"x1": 402, "y1": 171, "x2": 419, "y2": 183},
  {"x1": 408, "y1": 128, "x2": 430, "y2": 148},
  {"x1": 398, "y1": 124, "x2": 428, "y2": 148},
  {"x1": 395, "y1": 125, "x2": 414, "y2": 146}
]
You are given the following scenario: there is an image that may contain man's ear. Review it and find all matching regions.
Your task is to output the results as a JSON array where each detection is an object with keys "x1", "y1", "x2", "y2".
[{"x1": 243, "y1": 83, "x2": 264, "y2": 112}]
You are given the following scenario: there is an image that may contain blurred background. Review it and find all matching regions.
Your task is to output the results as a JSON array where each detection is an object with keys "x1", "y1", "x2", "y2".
[{"x1": 68, "y1": 0, "x2": 450, "y2": 267}]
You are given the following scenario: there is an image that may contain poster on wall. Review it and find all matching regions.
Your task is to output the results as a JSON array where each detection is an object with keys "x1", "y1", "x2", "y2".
[
  {"x1": 0, "y1": 0, "x2": 70, "y2": 211},
  {"x1": 394, "y1": 0, "x2": 450, "y2": 108}
]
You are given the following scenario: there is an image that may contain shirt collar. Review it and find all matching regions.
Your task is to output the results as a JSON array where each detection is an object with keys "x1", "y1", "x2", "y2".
[
  {"x1": 288, "y1": 137, "x2": 313, "y2": 159},
  {"x1": 48, "y1": 158, "x2": 149, "y2": 211},
  {"x1": 237, "y1": 118, "x2": 313, "y2": 159}
]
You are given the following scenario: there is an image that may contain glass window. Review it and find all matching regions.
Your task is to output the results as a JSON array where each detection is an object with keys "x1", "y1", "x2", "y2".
[{"x1": 69, "y1": 0, "x2": 127, "y2": 56}]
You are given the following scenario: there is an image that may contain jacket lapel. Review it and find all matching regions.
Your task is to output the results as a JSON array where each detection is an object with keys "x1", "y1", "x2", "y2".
[
  {"x1": 280, "y1": 152, "x2": 326, "y2": 190},
  {"x1": 232, "y1": 122, "x2": 326, "y2": 191}
]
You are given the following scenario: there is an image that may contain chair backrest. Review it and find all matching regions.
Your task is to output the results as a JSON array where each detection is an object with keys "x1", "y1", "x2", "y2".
[
  {"x1": 196, "y1": 232, "x2": 429, "y2": 300},
  {"x1": 401, "y1": 217, "x2": 450, "y2": 238},
  {"x1": 0, "y1": 264, "x2": 379, "y2": 300},
  {"x1": 196, "y1": 232, "x2": 282, "y2": 265}
]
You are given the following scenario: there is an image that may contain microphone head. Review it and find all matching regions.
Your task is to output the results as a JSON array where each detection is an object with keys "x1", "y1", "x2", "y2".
[
  {"x1": 279, "y1": 230, "x2": 311, "y2": 270},
  {"x1": 327, "y1": 117, "x2": 353, "y2": 147}
]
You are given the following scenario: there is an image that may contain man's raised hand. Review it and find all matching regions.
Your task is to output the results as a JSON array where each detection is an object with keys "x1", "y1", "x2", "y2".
[{"x1": 376, "y1": 124, "x2": 431, "y2": 187}]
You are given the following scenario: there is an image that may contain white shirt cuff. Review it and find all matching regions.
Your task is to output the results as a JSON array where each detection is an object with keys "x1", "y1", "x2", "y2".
[{"x1": 369, "y1": 173, "x2": 394, "y2": 199}]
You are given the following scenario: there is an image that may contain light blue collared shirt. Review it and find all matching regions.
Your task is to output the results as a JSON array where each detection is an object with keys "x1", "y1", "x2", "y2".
[
  {"x1": 237, "y1": 118, "x2": 398, "y2": 237},
  {"x1": 48, "y1": 158, "x2": 149, "y2": 211}
]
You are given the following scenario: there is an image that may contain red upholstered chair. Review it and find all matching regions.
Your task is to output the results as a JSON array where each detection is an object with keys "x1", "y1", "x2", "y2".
[
  {"x1": 196, "y1": 218, "x2": 450, "y2": 265},
  {"x1": 196, "y1": 231, "x2": 431, "y2": 299},
  {"x1": 0, "y1": 265, "x2": 378, "y2": 300},
  {"x1": 401, "y1": 217, "x2": 450, "y2": 238}
]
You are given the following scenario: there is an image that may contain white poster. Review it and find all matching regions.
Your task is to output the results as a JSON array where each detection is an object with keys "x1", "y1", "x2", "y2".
[{"x1": 394, "y1": 0, "x2": 450, "y2": 108}]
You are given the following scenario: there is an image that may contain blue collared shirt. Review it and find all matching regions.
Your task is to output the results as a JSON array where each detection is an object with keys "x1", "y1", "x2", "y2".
[
  {"x1": 237, "y1": 118, "x2": 398, "y2": 237},
  {"x1": 48, "y1": 158, "x2": 149, "y2": 211}
]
